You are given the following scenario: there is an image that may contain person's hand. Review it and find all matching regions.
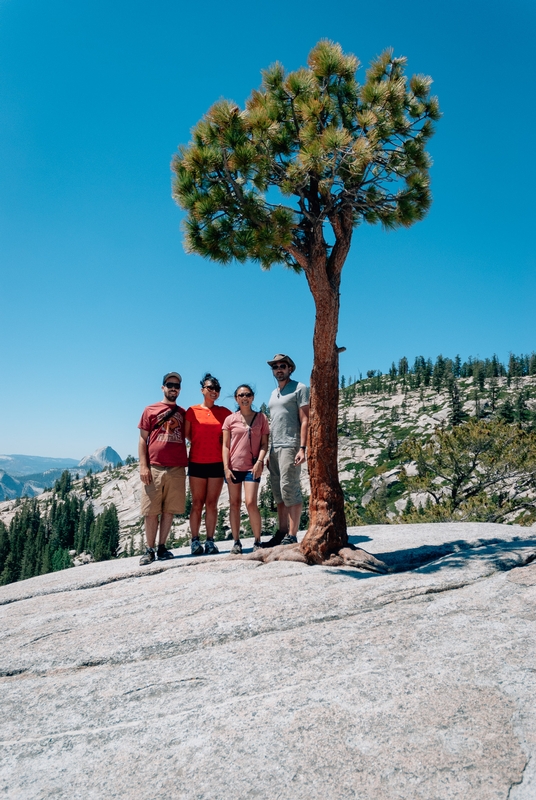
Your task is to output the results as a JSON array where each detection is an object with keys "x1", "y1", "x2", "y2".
[
  {"x1": 252, "y1": 460, "x2": 264, "y2": 479},
  {"x1": 140, "y1": 466, "x2": 152, "y2": 485},
  {"x1": 224, "y1": 467, "x2": 236, "y2": 483},
  {"x1": 294, "y1": 448, "x2": 306, "y2": 465}
]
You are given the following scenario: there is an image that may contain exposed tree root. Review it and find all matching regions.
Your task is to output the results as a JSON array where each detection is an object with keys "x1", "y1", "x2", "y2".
[{"x1": 228, "y1": 543, "x2": 388, "y2": 573}]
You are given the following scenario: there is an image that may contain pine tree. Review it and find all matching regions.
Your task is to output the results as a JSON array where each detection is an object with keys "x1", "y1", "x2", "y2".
[
  {"x1": 0, "y1": 521, "x2": 10, "y2": 576},
  {"x1": 172, "y1": 40, "x2": 439, "y2": 563},
  {"x1": 398, "y1": 357, "x2": 409, "y2": 377},
  {"x1": 515, "y1": 391, "x2": 531, "y2": 425},
  {"x1": 449, "y1": 380, "x2": 465, "y2": 426},
  {"x1": 54, "y1": 470, "x2": 72, "y2": 500},
  {"x1": 499, "y1": 398, "x2": 515, "y2": 423}
]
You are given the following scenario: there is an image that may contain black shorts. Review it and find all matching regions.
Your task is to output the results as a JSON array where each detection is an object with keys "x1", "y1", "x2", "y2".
[{"x1": 188, "y1": 461, "x2": 225, "y2": 479}]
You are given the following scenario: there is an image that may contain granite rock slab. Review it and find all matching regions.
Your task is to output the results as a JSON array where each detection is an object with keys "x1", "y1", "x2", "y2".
[{"x1": 1, "y1": 522, "x2": 535, "y2": 799}]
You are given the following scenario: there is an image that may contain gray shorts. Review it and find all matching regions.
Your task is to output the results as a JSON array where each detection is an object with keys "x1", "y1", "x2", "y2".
[{"x1": 269, "y1": 447, "x2": 302, "y2": 507}]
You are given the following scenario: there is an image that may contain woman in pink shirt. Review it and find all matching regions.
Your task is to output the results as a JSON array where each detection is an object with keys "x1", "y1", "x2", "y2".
[{"x1": 222, "y1": 384, "x2": 269, "y2": 555}]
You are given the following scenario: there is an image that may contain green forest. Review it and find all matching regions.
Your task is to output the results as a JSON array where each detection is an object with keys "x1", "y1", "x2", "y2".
[{"x1": 0, "y1": 470, "x2": 119, "y2": 586}]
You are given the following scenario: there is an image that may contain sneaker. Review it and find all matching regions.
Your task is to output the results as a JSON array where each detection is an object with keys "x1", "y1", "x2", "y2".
[
  {"x1": 157, "y1": 545, "x2": 174, "y2": 561},
  {"x1": 252, "y1": 541, "x2": 263, "y2": 551},
  {"x1": 230, "y1": 540, "x2": 242, "y2": 555},
  {"x1": 262, "y1": 529, "x2": 285, "y2": 549},
  {"x1": 281, "y1": 534, "x2": 298, "y2": 545},
  {"x1": 204, "y1": 539, "x2": 219, "y2": 555},
  {"x1": 139, "y1": 547, "x2": 155, "y2": 565},
  {"x1": 191, "y1": 538, "x2": 204, "y2": 556}
]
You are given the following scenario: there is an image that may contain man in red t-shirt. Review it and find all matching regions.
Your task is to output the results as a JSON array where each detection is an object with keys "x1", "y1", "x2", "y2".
[{"x1": 137, "y1": 372, "x2": 188, "y2": 565}]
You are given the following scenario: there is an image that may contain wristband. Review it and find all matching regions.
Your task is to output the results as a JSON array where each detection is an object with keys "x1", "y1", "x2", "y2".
[{"x1": 299, "y1": 446, "x2": 306, "y2": 450}]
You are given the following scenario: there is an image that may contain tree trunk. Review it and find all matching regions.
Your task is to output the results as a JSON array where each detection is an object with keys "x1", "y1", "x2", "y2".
[{"x1": 300, "y1": 256, "x2": 347, "y2": 564}]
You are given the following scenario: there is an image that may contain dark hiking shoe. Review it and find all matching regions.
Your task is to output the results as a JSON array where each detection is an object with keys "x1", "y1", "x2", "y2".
[
  {"x1": 204, "y1": 539, "x2": 219, "y2": 555},
  {"x1": 230, "y1": 540, "x2": 242, "y2": 555},
  {"x1": 252, "y1": 541, "x2": 263, "y2": 551},
  {"x1": 139, "y1": 547, "x2": 155, "y2": 565},
  {"x1": 262, "y1": 530, "x2": 285, "y2": 549},
  {"x1": 191, "y1": 538, "x2": 204, "y2": 556},
  {"x1": 157, "y1": 545, "x2": 174, "y2": 561},
  {"x1": 281, "y1": 534, "x2": 298, "y2": 545}
]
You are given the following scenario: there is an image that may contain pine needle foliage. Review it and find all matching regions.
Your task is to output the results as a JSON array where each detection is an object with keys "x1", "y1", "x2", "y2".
[
  {"x1": 172, "y1": 40, "x2": 440, "y2": 271},
  {"x1": 399, "y1": 419, "x2": 536, "y2": 523}
]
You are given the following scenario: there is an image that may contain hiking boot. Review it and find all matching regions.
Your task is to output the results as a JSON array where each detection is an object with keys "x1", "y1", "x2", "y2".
[
  {"x1": 139, "y1": 547, "x2": 155, "y2": 565},
  {"x1": 157, "y1": 545, "x2": 174, "y2": 561},
  {"x1": 191, "y1": 538, "x2": 204, "y2": 556},
  {"x1": 204, "y1": 539, "x2": 219, "y2": 555},
  {"x1": 230, "y1": 540, "x2": 242, "y2": 555},
  {"x1": 262, "y1": 529, "x2": 285, "y2": 549},
  {"x1": 252, "y1": 541, "x2": 263, "y2": 551},
  {"x1": 281, "y1": 534, "x2": 298, "y2": 545}
]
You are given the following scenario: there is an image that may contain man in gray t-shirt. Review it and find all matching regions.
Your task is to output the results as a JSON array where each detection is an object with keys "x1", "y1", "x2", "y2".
[{"x1": 266, "y1": 353, "x2": 309, "y2": 546}]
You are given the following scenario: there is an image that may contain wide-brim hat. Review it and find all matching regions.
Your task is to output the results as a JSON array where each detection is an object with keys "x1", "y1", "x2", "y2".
[
  {"x1": 267, "y1": 354, "x2": 296, "y2": 373},
  {"x1": 163, "y1": 371, "x2": 182, "y2": 385}
]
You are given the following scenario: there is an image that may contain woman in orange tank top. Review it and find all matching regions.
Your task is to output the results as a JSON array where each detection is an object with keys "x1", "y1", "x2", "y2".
[{"x1": 184, "y1": 373, "x2": 231, "y2": 556}]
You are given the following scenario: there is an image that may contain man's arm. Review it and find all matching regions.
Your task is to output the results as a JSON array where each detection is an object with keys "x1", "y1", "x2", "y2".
[
  {"x1": 138, "y1": 429, "x2": 152, "y2": 485},
  {"x1": 294, "y1": 405, "x2": 309, "y2": 465}
]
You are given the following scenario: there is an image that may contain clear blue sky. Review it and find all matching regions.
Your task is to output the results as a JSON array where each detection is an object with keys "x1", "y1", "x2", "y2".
[{"x1": 1, "y1": 0, "x2": 534, "y2": 460}]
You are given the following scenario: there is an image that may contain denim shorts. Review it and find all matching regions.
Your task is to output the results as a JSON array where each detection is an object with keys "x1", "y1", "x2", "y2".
[{"x1": 225, "y1": 470, "x2": 260, "y2": 485}]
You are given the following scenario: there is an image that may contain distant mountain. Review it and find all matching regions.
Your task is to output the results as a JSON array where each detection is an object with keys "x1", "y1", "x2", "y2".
[
  {"x1": 0, "y1": 454, "x2": 79, "y2": 477},
  {"x1": 78, "y1": 446, "x2": 123, "y2": 472},
  {"x1": 0, "y1": 447, "x2": 122, "y2": 501},
  {"x1": 0, "y1": 471, "x2": 47, "y2": 502}
]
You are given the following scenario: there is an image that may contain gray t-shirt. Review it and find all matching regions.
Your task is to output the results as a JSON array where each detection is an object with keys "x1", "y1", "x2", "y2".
[{"x1": 268, "y1": 379, "x2": 309, "y2": 448}]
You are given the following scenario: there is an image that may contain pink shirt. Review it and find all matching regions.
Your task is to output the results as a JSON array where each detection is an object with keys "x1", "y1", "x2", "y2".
[{"x1": 222, "y1": 411, "x2": 270, "y2": 471}]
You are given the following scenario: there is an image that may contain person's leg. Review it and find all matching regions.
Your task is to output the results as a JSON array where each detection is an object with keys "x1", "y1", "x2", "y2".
[
  {"x1": 268, "y1": 450, "x2": 287, "y2": 542},
  {"x1": 244, "y1": 481, "x2": 261, "y2": 540},
  {"x1": 279, "y1": 448, "x2": 303, "y2": 542},
  {"x1": 140, "y1": 466, "x2": 164, "y2": 561},
  {"x1": 144, "y1": 515, "x2": 159, "y2": 548},
  {"x1": 189, "y1": 476, "x2": 207, "y2": 538},
  {"x1": 276, "y1": 501, "x2": 289, "y2": 535},
  {"x1": 157, "y1": 512, "x2": 174, "y2": 545},
  {"x1": 227, "y1": 480, "x2": 243, "y2": 541},
  {"x1": 204, "y1": 477, "x2": 224, "y2": 538},
  {"x1": 286, "y1": 502, "x2": 302, "y2": 538},
  {"x1": 158, "y1": 467, "x2": 185, "y2": 552}
]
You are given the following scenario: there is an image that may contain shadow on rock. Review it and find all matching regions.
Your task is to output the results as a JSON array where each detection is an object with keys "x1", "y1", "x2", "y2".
[{"x1": 376, "y1": 537, "x2": 536, "y2": 573}]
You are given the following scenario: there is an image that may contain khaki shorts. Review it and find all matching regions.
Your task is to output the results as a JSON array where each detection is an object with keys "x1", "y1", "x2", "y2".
[
  {"x1": 140, "y1": 466, "x2": 186, "y2": 516},
  {"x1": 269, "y1": 447, "x2": 302, "y2": 507}
]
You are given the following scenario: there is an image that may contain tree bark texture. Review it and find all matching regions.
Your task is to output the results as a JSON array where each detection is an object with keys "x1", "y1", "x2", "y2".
[{"x1": 299, "y1": 248, "x2": 347, "y2": 564}]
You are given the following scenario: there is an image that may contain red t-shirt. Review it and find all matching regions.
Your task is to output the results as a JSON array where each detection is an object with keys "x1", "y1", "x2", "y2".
[
  {"x1": 186, "y1": 404, "x2": 232, "y2": 463},
  {"x1": 138, "y1": 403, "x2": 188, "y2": 468}
]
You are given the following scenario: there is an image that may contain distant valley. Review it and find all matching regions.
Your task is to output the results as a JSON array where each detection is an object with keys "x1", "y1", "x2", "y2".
[{"x1": 0, "y1": 446, "x2": 123, "y2": 501}]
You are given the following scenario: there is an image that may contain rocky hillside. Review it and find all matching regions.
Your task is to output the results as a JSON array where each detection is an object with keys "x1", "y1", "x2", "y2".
[
  {"x1": 1, "y1": 370, "x2": 535, "y2": 556},
  {"x1": 337, "y1": 373, "x2": 536, "y2": 524}
]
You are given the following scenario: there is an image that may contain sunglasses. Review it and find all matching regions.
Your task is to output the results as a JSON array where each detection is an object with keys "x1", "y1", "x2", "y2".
[
  {"x1": 165, "y1": 382, "x2": 181, "y2": 389},
  {"x1": 204, "y1": 385, "x2": 220, "y2": 392},
  {"x1": 237, "y1": 392, "x2": 253, "y2": 398},
  {"x1": 271, "y1": 363, "x2": 289, "y2": 370}
]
